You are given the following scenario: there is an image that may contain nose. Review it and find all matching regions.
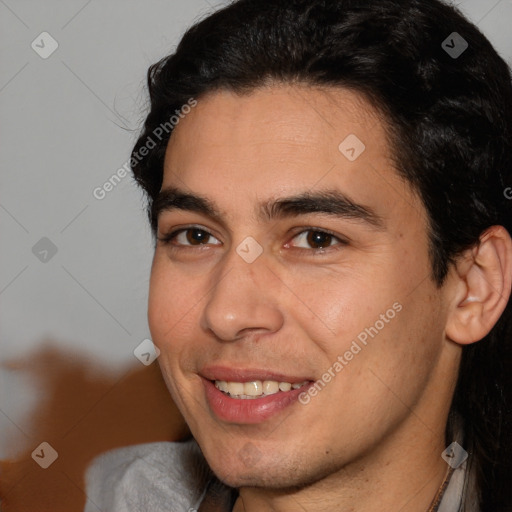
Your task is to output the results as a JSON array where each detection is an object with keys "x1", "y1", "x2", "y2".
[{"x1": 201, "y1": 248, "x2": 284, "y2": 341}]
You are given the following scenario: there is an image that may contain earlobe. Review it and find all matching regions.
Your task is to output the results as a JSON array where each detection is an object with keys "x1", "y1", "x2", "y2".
[{"x1": 445, "y1": 225, "x2": 512, "y2": 346}]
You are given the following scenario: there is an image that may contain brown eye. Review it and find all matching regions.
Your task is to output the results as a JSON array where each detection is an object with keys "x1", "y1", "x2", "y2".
[
  {"x1": 306, "y1": 231, "x2": 334, "y2": 249},
  {"x1": 289, "y1": 229, "x2": 341, "y2": 250},
  {"x1": 185, "y1": 228, "x2": 211, "y2": 245},
  {"x1": 159, "y1": 227, "x2": 221, "y2": 247}
]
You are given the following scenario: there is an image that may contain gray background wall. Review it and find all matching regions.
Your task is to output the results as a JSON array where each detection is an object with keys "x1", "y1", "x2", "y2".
[{"x1": 1, "y1": 0, "x2": 511, "y2": 459}]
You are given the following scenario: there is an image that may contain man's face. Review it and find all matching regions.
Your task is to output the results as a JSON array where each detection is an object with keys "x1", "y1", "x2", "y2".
[{"x1": 148, "y1": 85, "x2": 452, "y2": 488}]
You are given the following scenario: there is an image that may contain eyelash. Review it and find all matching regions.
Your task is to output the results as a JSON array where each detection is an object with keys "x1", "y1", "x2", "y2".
[{"x1": 157, "y1": 225, "x2": 347, "y2": 254}]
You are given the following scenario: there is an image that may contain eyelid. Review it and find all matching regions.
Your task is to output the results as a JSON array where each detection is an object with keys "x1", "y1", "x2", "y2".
[
  {"x1": 157, "y1": 225, "x2": 221, "y2": 246},
  {"x1": 158, "y1": 224, "x2": 348, "y2": 252},
  {"x1": 285, "y1": 227, "x2": 348, "y2": 250}
]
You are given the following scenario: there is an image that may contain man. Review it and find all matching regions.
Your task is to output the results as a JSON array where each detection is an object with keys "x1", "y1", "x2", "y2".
[{"x1": 85, "y1": 0, "x2": 512, "y2": 510}]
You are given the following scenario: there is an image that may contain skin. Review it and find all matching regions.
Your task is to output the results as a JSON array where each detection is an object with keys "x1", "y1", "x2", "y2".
[{"x1": 147, "y1": 84, "x2": 512, "y2": 511}]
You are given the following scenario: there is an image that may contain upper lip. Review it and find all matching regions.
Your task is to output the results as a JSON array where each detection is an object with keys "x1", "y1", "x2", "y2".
[{"x1": 201, "y1": 365, "x2": 313, "y2": 383}]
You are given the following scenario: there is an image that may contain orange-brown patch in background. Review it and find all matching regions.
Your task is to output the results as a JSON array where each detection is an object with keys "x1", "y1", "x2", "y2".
[{"x1": 0, "y1": 342, "x2": 189, "y2": 511}]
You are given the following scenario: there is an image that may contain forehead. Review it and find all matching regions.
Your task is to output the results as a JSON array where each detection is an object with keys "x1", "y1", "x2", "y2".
[
  {"x1": 165, "y1": 84, "x2": 386, "y2": 171},
  {"x1": 161, "y1": 84, "x2": 422, "y2": 229}
]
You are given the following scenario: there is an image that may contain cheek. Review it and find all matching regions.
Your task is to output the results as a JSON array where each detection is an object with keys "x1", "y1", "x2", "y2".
[
  {"x1": 148, "y1": 258, "x2": 198, "y2": 351},
  {"x1": 290, "y1": 259, "x2": 441, "y2": 386},
  {"x1": 285, "y1": 266, "x2": 394, "y2": 354},
  {"x1": 148, "y1": 261, "x2": 201, "y2": 403},
  {"x1": 350, "y1": 289, "x2": 444, "y2": 403}
]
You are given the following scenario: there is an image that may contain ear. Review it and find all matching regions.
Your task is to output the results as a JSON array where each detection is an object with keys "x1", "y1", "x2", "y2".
[{"x1": 445, "y1": 225, "x2": 512, "y2": 345}]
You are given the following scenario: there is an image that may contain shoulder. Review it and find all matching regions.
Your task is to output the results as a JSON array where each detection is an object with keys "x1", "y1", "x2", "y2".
[{"x1": 83, "y1": 439, "x2": 212, "y2": 512}]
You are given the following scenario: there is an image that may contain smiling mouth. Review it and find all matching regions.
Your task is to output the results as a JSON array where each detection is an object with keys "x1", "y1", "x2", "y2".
[{"x1": 214, "y1": 379, "x2": 311, "y2": 399}]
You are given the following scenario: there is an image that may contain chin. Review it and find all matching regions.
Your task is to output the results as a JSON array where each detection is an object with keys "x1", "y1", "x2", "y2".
[
  {"x1": 215, "y1": 467, "x2": 295, "y2": 489},
  {"x1": 202, "y1": 449, "x2": 279, "y2": 487},
  {"x1": 218, "y1": 471, "x2": 268, "y2": 488},
  {"x1": 203, "y1": 447, "x2": 335, "y2": 491}
]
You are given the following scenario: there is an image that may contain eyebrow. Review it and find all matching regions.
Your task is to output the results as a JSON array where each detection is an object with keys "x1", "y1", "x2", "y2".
[{"x1": 152, "y1": 186, "x2": 385, "y2": 230}]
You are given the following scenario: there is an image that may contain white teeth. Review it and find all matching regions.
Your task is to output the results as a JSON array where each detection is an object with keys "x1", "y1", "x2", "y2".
[
  {"x1": 214, "y1": 379, "x2": 309, "y2": 399},
  {"x1": 278, "y1": 382, "x2": 292, "y2": 392},
  {"x1": 229, "y1": 382, "x2": 245, "y2": 396},
  {"x1": 216, "y1": 381, "x2": 228, "y2": 393},
  {"x1": 262, "y1": 380, "x2": 279, "y2": 395},
  {"x1": 244, "y1": 381, "x2": 262, "y2": 396}
]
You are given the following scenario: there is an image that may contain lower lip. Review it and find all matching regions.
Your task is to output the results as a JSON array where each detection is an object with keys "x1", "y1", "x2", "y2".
[{"x1": 203, "y1": 378, "x2": 311, "y2": 424}]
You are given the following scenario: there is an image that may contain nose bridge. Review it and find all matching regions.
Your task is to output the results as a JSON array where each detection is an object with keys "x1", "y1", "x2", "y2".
[{"x1": 201, "y1": 242, "x2": 283, "y2": 341}]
